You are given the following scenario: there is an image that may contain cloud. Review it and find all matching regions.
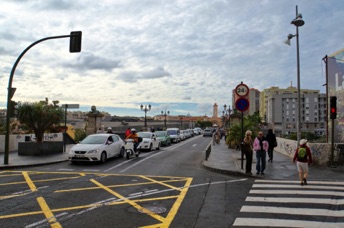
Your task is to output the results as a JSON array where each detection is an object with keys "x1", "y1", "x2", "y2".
[
  {"x1": 118, "y1": 67, "x2": 171, "y2": 82},
  {"x1": 64, "y1": 52, "x2": 121, "y2": 71}
]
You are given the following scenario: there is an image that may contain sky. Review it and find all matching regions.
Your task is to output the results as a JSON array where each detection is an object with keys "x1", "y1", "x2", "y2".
[{"x1": 1, "y1": 0, "x2": 343, "y2": 118}]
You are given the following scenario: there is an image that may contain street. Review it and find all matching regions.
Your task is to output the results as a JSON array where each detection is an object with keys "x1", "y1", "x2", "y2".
[{"x1": 1, "y1": 136, "x2": 343, "y2": 227}]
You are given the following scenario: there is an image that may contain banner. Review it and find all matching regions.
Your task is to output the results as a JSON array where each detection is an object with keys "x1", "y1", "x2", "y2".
[{"x1": 328, "y1": 49, "x2": 344, "y2": 143}]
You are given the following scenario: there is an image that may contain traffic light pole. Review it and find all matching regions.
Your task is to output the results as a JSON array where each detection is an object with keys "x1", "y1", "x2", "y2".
[
  {"x1": 4, "y1": 33, "x2": 79, "y2": 165},
  {"x1": 330, "y1": 118, "x2": 335, "y2": 167}
]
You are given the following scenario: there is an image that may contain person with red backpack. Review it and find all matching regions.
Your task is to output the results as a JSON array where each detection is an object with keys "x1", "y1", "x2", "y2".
[{"x1": 293, "y1": 139, "x2": 313, "y2": 186}]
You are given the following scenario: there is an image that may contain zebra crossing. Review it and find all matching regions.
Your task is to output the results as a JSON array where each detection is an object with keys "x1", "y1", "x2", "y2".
[{"x1": 233, "y1": 180, "x2": 344, "y2": 227}]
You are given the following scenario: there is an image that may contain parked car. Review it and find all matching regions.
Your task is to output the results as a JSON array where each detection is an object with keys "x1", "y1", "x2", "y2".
[
  {"x1": 137, "y1": 132, "x2": 161, "y2": 151},
  {"x1": 155, "y1": 131, "x2": 171, "y2": 146},
  {"x1": 180, "y1": 130, "x2": 186, "y2": 140},
  {"x1": 193, "y1": 127, "x2": 202, "y2": 135},
  {"x1": 203, "y1": 128, "x2": 213, "y2": 137},
  {"x1": 68, "y1": 133, "x2": 125, "y2": 163},
  {"x1": 166, "y1": 128, "x2": 181, "y2": 143}
]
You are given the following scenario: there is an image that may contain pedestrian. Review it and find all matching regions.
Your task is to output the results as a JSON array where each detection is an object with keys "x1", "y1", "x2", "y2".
[
  {"x1": 293, "y1": 139, "x2": 313, "y2": 186},
  {"x1": 253, "y1": 131, "x2": 269, "y2": 175},
  {"x1": 125, "y1": 127, "x2": 131, "y2": 138},
  {"x1": 266, "y1": 129, "x2": 277, "y2": 162},
  {"x1": 106, "y1": 127, "x2": 113, "y2": 134},
  {"x1": 242, "y1": 130, "x2": 253, "y2": 174}
]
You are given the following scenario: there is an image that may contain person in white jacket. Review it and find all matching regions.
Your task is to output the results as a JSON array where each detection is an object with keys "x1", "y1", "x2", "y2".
[{"x1": 253, "y1": 131, "x2": 269, "y2": 175}]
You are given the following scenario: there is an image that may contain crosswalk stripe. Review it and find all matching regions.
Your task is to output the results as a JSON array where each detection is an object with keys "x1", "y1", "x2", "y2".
[
  {"x1": 246, "y1": 196, "x2": 344, "y2": 205},
  {"x1": 249, "y1": 189, "x2": 344, "y2": 196},
  {"x1": 233, "y1": 218, "x2": 344, "y2": 227},
  {"x1": 255, "y1": 180, "x2": 344, "y2": 186},
  {"x1": 241, "y1": 205, "x2": 344, "y2": 217},
  {"x1": 233, "y1": 180, "x2": 344, "y2": 227},
  {"x1": 252, "y1": 184, "x2": 344, "y2": 190}
]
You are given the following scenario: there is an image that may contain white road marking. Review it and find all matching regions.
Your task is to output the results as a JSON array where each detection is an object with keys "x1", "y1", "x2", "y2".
[
  {"x1": 233, "y1": 218, "x2": 344, "y2": 228},
  {"x1": 246, "y1": 196, "x2": 344, "y2": 205},
  {"x1": 249, "y1": 189, "x2": 344, "y2": 196}
]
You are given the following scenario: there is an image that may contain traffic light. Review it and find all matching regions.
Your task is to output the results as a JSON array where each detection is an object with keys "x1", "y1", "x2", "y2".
[
  {"x1": 69, "y1": 31, "x2": 82, "y2": 53},
  {"x1": 330, "y1": 96, "x2": 337, "y2": 119},
  {"x1": 9, "y1": 101, "x2": 18, "y2": 118}
]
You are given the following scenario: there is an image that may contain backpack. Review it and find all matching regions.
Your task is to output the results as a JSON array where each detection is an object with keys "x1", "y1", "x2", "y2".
[{"x1": 298, "y1": 147, "x2": 307, "y2": 161}]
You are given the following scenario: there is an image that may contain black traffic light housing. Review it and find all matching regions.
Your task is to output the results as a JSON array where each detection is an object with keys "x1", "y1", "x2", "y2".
[
  {"x1": 9, "y1": 101, "x2": 18, "y2": 118},
  {"x1": 330, "y1": 96, "x2": 337, "y2": 119},
  {"x1": 69, "y1": 31, "x2": 82, "y2": 53}
]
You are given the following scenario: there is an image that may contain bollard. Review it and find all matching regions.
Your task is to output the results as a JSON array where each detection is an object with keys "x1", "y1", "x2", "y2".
[{"x1": 205, "y1": 145, "x2": 211, "y2": 160}]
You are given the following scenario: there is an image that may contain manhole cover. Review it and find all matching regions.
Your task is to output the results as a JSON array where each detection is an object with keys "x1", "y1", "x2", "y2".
[{"x1": 139, "y1": 206, "x2": 166, "y2": 214}]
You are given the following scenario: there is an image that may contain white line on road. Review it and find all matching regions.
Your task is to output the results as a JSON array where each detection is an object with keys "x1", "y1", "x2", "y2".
[
  {"x1": 249, "y1": 189, "x2": 344, "y2": 196},
  {"x1": 233, "y1": 218, "x2": 344, "y2": 227},
  {"x1": 245, "y1": 196, "x2": 344, "y2": 205}
]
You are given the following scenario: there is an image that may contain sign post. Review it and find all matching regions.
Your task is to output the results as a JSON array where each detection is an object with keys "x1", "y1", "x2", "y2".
[
  {"x1": 61, "y1": 104, "x2": 79, "y2": 152},
  {"x1": 235, "y1": 82, "x2": 250, "y2": 170}
]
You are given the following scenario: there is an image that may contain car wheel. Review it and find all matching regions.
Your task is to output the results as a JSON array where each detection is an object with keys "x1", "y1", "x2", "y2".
[
  {"x1": 126, "y1": 152, "x2": 130, "y2": 160},
  {"x1": 149, "y1": 143, "x2": 153, "y2": 151},
  {"x1": 119, "y1": 147, "x2": 125, "y2": 157},
  {"x1": 100, "y1": 152, "x2": 107, "y2": 163},
  {"x1": 157, "y1": 143, "x2": 160, "y2": 150}
]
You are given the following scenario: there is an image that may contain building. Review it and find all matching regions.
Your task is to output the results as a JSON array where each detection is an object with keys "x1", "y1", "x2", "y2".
[{"x1": 261, "y1": 86, "x2": 326, "y2": 136}]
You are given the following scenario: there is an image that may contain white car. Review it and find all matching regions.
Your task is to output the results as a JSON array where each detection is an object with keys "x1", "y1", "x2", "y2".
[
  {"x1": 68, "y1": 134, "x2": 125, "y2": 163},
  {"x1": 137, "y1": 132, "x2": 161, "y2": 151}
]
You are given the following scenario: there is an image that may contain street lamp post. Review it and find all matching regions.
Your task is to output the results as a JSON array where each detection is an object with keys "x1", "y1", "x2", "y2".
[
  {"x1": 161, "y1": 110, "x2": 170, "y2": 129},
  {"x1": 140, "y1": 104, "x2": 151, "y2": 128},
  {"x1": 285, "y1": 5, "x2": 304, "y2": 144}
]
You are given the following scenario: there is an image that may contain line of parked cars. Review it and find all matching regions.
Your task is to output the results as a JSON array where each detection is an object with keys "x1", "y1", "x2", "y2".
[{"x1": 68, "y1": 127, "x2": 203, "y2": 164}]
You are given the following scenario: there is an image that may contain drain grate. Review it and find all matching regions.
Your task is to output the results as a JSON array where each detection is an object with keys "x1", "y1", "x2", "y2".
[{"x1": 139, "y1": 206, "x2": 166, "y2": 214}]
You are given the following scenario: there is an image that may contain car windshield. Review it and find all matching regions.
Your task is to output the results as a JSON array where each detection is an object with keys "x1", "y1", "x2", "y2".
[
  {"x1": 80, "y1": 135, "x2": 106, "y2": 144},
  {"x1": 205, "y1": 129, "x2": 211, "y2": 132},
  {"x1": 167, "y1": 130, "x2": 177, "y2": 135},
  {"x1": 155, "y1": 131, "x2": 165, "y2": 137},
  {"x1": 138, "y1": 132, "x2": 152, "y2": 138}
]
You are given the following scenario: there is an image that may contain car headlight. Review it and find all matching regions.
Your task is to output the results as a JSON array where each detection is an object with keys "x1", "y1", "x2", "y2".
[{"x1": 87, "y1": 149, "x2": 99, "y2": 154}]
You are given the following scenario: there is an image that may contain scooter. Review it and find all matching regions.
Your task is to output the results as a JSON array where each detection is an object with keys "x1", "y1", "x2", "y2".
[{"x1": 124, "y1": 139, "x2": 140, "y2": 159}]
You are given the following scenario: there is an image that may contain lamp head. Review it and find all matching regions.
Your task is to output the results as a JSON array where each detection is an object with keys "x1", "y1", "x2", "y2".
[
  {"x1": 284, "y1": 34, "x2": 295, "y2": 46},
  {"x1": 148, "y1": 104, "x2": 151, "y2": 110},
  {"x1": 140, "y1": 104, "x2": 143, "y2": 110},
  {"x1": 291, "y1": 14, "x2": 305, "y2": 27}
]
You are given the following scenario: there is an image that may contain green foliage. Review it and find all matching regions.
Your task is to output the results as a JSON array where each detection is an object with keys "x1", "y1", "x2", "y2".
[
  {"x1": 17, "y1": 101, "x2": 64, "y2": 143},
  {"x1": 226, "y1": 112, "x2": 262, "y2": 148},
  {"x1": 283, "y1": 131, "x2": 326, "y2": 143},
  {"x1": 74, "y1": 129, "x2": 86, "y2": 143},
  {"x1": 195, "y1": 120, "x2": 213, "y2": 129}
]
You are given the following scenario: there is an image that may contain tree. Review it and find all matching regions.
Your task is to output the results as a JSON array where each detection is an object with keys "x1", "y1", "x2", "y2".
[{"x1": 17, "y1": 101, "x2": 64, "y2": 143}]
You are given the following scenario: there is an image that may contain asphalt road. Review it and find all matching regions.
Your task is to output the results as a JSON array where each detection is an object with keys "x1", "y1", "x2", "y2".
[
  {"x1": 0, "y1": 136, "x2": 252, "y2": 228},
  {"x1": 2, "y1": 136, "x2": 343, "y2": 227}
]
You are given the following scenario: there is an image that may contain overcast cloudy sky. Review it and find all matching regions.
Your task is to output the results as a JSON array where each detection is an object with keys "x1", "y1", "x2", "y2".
[{"x1": 1, "y1": 0, "x2": 343, "y2": 117}]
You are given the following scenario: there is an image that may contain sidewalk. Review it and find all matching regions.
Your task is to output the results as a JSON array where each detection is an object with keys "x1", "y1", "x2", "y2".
[
  {"x1": 0, "y1": 145, "x2": 72, "y2": 169},
  {"x1": 202, "y1": 139, "x2": 344, "y2": 181}
]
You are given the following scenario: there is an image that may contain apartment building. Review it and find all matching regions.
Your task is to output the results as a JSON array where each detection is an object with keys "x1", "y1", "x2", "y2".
[{"x1": 261, "y1": 86, "x2": 326, "y2": 136}]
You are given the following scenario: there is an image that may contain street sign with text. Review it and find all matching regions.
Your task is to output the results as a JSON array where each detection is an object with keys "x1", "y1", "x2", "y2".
[
  {"x1": 61, "y1": 104, "x2": 79, "y2": 109},
  {"x1": 235, "y1": 83, "x2": 249, "y2": 97}
]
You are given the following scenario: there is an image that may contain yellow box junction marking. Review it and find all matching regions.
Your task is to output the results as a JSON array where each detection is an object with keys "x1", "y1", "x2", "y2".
[
  {"x1": 0, "y1": 171, "x2": 193, "y2": 227},
  {"x1": 37, "y1": 197, "x2": 62, "y2": 228},
  {"x1": 23, "y1": 171, "x2": 37, "y2": 192}
]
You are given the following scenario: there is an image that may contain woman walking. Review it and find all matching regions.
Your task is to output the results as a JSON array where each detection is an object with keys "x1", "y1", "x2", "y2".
[
  {"x1": 253, "y1": 131, "x2": 269, "y2": 175},
  {"x1": 242, "y1": 130, "x2": 253, "y2": 174}
]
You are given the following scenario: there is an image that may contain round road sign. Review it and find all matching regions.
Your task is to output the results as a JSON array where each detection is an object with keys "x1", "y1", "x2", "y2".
[
  {"x1": 235, "y1": 97, "x2": 250, "y2": 112},
  {"x1": 235, "y1": 83, "x2": 249, "y2": 97}
]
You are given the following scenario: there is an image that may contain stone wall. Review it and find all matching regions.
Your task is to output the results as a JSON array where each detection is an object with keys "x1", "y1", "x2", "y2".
[{"x1": 275, "y1": 137, "x2": 334, "y2": 166}]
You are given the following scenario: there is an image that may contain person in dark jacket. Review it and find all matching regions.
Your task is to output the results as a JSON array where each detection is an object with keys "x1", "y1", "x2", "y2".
[{"x1": 265, "y1": 129, "x2": 277, "y2": 162}]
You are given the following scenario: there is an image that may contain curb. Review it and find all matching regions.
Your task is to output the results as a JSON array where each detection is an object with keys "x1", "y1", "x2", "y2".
[{"x1": 0, "y1": 159, "x2": 69, "y2": 170}]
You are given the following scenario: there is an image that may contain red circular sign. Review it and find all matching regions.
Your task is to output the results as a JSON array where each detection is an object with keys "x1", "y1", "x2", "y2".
[
  {"x1": 235, "y1": 97, "x2": 250, "y2": 112},
  {"x1": 235, "y1": 83, "x2": 249, "y2": 97}
]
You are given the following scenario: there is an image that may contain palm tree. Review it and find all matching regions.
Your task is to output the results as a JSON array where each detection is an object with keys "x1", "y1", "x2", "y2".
[{"x1": 17, "y1": 101, "x2": 64, "y2": 143}]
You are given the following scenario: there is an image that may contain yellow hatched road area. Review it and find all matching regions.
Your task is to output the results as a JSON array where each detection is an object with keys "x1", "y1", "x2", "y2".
[{"x1": 0, "y1": 170, "x2": 193, "y2": 228}]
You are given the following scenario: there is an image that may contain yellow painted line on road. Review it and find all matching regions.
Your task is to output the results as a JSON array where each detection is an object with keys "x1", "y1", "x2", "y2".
[
  {"x1": 37, "y1": 196, "x2": 62, "y2": 228},
  {"x1": 140, "y1": 175, "x2": 183, "y2": 191},
  {"x1": 141, "y1": 177, "x2": 193, "y2": 228},
  {"x1": 54, "y1": 178, "x2": 187, "y2": 193},
  {"x1": 23, "y1": 172, "x2": 37, "y2": 192},
  {"x1": 90, "y1": 178, "x2": 166, "y2": 223}
]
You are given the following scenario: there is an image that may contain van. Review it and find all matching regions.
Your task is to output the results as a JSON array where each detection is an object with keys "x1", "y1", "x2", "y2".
[{"x1": 166, "y1": 128, "x2": 180, "y2": 143}]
